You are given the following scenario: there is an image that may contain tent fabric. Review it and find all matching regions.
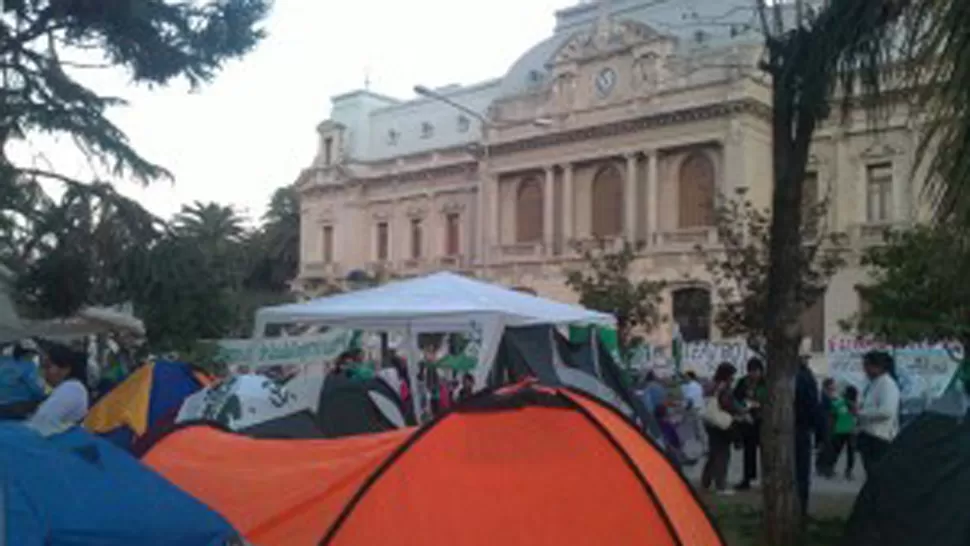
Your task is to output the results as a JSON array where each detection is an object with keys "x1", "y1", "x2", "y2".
[
  {"x1": 84, "y1": 360, "x2": 210, "y2": 450},
  {"x1": 490, "y1": 325, "x2": 663, "y2": 444},
  {"x1": 254, "y1": 272, "x2": 614, "y2": 333},
  {"x1": 239, "y1": 410, "x2": 326, "y2": 439},
  {"x1": 144, "y1": 383, "x2": 722, "y2": 546},
  {"x1": 322, "y1": 384, "x2": 723, "y2": 546},
  {"x1": 176, "y1": 374, "x2": 309, "y2": 432},
  {"x1": 0, "y1": 423, "x2": 237, "y2": 546},
  {"x1": 317, "y1": 374, "x2": 413, "y2": 438},
  {"x1": 143, "y1": 425, "x2": 413, "y2": 546},
  {"x1": 175, "y1": 372, "x2": 411, "y2": 440},
  {"x1": 842, "y1": 384, "x2": 970, "y2": 546}
]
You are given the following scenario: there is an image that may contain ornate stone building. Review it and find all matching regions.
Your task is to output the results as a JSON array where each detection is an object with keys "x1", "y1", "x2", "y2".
[{"x1": 294, "y1": 0, "x2": 926, "y2": 348}]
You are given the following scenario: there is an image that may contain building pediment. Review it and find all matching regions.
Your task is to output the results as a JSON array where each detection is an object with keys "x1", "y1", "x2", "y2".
[{"x1": 553, "y1": 19, "x2": 665, "y2": 65}]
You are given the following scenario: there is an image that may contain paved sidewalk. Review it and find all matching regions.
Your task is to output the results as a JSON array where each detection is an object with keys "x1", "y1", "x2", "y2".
[{"x1": 682, "y1": 448, "x2": 864, "y2": 513}]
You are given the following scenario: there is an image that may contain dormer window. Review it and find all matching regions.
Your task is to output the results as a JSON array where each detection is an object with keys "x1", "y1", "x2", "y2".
[
  {"x1": 527, "y1": 70, "x2": 544, "y2": 87},
  {"x1": 693, "y1": 30, "x2": 709, "y2": 44},
  {"x1": 387, "y1": 129, "x2": 400, "y2": 145},
  {"x1": 421, "y1": 122, "x2": 434, "y2": 139},
  {"x1": 457, "y1": 115, "x2": 470, "y2": 133}
]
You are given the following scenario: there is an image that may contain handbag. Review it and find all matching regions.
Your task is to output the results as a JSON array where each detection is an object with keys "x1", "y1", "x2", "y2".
[{"x1": 702, "y1": 396, "x2": 734, "y2": 430}]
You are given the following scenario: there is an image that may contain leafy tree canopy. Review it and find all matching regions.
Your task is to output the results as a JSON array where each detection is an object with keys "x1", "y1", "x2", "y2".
[
  {"x1": 855, "y1": 224, "x2": 970, "y2": 349},
  {"x1": 564, "y1": 240, "x2": 665, "y2": 349},
  {"x1": 700, "y1": 189, "x2": 848, "y2": 355}
]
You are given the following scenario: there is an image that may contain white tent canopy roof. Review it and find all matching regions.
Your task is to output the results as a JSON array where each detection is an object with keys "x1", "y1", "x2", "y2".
[{"x1": 254, "y1": 272, "x2": 614, "y2": 333}]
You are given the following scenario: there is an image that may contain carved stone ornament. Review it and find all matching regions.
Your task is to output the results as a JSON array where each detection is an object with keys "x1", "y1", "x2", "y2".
[
  {"x1": 405, "y1": 205, "x2": 426, "y2": 218},
  {"x1": 632, "y1": 51, "x2": 663, "y2": 92},
  {"x1": 554, "y1": 19, "x2": 661, "y2": 65},
  {"x1": 441, "y1": 201, "x2": 466, "y2": 214},
  {"x1": 860, "y1": 141, "x2": 902, "y2": 159},
  {"x1": 371, "y1": 209, "x2": 391, "y2": 221}
]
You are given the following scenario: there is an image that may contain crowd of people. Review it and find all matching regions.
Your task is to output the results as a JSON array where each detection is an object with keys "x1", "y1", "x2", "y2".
[
  {"x1": 328, "y1": 341, "x2": 476, "y2": 422},
  {"x1": 638, "y1": 350, "x2": 902, "y2": 514}
]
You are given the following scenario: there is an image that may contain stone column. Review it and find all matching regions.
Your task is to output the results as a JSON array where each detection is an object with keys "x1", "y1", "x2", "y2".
[
  {"x1": 543, "y1": 166, "x2": 555, "y2": 254},
  {"x1": 625, "y1": 153, "x2": 638, "y2": 243},
  {"x1": 562, "y1": 162, "x2": 574, "y2": 249},
  {"x1": 487, "y1": 173, "x2": 500, "y2": 264},
  {"x1": 426, "y1": 196, "x2": 439, "y2": 262},
  {"x1": 646, "y1": 150, "x2": 659, "y2": 244}
]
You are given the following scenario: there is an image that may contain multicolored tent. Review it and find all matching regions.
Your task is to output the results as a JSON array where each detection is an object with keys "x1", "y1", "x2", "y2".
[
  {"x1": 143, "y1": 382, "x2": 723, "y2": 546},
  {"x1": 0, "y1": 423, "x2": 239, "y2": 546},
  {"x1": 84, "y1": 360, "x2": 212, "y2": 450}
]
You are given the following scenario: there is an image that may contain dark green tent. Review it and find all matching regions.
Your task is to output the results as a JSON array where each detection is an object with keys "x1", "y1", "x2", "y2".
[{"x1": 842, "y1": 384, "x2": 970, "y2": 546}]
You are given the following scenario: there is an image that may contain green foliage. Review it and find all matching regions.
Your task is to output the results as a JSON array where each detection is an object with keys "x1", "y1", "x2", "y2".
[
  {"x1": 854, "y1": 224, "x2": 970, "y2": 351},
  {"x1": 564, "y1": 239, "x2": 665, "y2": 348},
  {"x1": 245, "y1": 187, "x2": 300, "y2": 293},
  {"x1": 700, "y1": 190, "x2": 848, "y2": 355},
  {"x1": 893, "y1": 0, "x2": 970, "y2": 222},
  {"x1": 0, "y1": 0, "x2": 271, "y2": 186},
  {"x1": 0, "y1": 0, "x2": 273, "y2": 350}
]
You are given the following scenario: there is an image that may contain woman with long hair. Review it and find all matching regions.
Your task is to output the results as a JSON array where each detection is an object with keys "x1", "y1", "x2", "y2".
[
  {"x1": 701, "y1": 362, "x2": 741, "y2": 495},
  {"x1": 27, "y1": 344, "x2": 90, "y2": 435}
]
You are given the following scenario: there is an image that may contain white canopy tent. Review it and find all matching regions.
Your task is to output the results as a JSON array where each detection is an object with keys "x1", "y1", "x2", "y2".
[{"x1": 253, "y1": 272, "x2": 615, "y2": 419}]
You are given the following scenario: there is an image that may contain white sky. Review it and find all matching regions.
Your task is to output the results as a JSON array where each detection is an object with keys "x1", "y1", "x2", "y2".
[{"x1": 9, "y1": 0, "x2": 576, "y2": 223}]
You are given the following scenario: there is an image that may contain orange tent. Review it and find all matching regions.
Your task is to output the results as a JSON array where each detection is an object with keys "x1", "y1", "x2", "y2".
[{"x1": 144, "y1": 383, "x2": 724, "y2": 546}]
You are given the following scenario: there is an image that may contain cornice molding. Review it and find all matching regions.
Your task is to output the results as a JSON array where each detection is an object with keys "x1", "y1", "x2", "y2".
[
  {"x1": 489, "y1": 98, "x2": 772, "y2": 157},
  {"x1": 300, "y1": 98, "x2": 772, "y2": 197}
]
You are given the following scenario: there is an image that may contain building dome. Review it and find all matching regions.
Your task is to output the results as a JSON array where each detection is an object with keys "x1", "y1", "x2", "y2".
[{"x1": 495, "y1": 31, "x2": 578, "y2": 100}]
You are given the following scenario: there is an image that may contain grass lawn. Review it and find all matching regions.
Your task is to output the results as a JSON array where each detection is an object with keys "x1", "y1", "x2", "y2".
[{"x1": 705, "y1": 491, "x2": 851, "y2": 546}]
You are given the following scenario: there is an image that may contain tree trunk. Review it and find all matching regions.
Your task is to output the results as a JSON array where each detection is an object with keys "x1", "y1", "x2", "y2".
[{"x1": 761, "y1": 48, "x2": 817, "y2": 546}]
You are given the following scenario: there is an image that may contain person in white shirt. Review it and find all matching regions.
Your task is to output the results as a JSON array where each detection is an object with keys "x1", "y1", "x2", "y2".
[
  {"x1": 856, "y1": 350, "x2": 901, "y2": 475},
  {"x1": 678, "y1": 371, "x2": 707, "y2": 462},
  {"x1": 27, "y1": 344, "x2": 90, "y2": 436}
]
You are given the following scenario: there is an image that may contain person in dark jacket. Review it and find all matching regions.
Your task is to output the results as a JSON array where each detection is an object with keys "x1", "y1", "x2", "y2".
[
  {"x1": 733, "y1": 358, "x2": 767, "y2": 490},
  {"x1": 816, "y1": 377, "x2": 836, "y2": 473},
  {"x1": 795, "y1": 357, "x2": 821, "y2": 518}
]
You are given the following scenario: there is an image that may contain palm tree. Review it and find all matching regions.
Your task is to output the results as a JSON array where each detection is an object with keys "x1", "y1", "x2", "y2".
[
  {"x1": 173, "y1": 201, "x2": 247, "y2": 245},
  {"x1": 246, "y1": 187, "x2": 300, "y2": 292},
  {"x1": 895, "y1": 0, "x2": 970, "y2": 220}
]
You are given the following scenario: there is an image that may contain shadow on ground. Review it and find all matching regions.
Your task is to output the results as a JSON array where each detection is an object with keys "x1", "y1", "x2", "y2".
[{"x1": 703, "y1": 490, "x2": 853, "y2": 546}]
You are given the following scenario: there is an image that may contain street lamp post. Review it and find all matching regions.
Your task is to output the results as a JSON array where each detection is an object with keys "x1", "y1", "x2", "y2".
[
  {"x1": 413, "y1": 85, "x2": 552, "y2": 275},
  {"x1": 413, "y1": 85, "x2": 495, "y2": 273}
]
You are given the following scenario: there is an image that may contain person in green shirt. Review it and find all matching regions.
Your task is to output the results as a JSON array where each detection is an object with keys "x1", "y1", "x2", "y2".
[{"x1": 819, "y1": 384, "x2": 859, "y2": 480}]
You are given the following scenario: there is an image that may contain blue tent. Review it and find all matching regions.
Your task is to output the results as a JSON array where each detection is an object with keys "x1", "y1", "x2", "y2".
[
  {"x1": 0, "y1": 423, "x2": 238, "y2": 546},
  {"x1": 85, "y1": 360, "x2": 212, "y2": 451}
]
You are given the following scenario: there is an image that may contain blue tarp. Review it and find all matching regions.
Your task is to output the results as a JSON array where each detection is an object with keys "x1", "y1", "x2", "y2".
[
  {"x1": 0, "y1": 423, "x2": 237, "y2": 546},
  {"x1": 0, "y1": 357, "x2": 45, "y2": 406}
]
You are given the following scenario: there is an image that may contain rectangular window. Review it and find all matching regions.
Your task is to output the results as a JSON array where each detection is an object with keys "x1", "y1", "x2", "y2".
[
  {"x1": 410, "y1": 218, "x2": 423, "y2": 259},
  {"x1": 324, "y1": 137, "x2": 333, "y2": 166},
  {"x1": 865, "y1": 162, "x2": 893, "y2": 222},
  {"x1": 799, "y1": 296, "x2": 826, "y2": 353},
  {"x1": 322, "y1": 225, "x2": 334, "y2": 264},
  {"x1": 376, "y1": 222, "x2": 389, "y2": 261},
  {"x1": 445, "y1": 213, "x2": 460, "y2": 256}
]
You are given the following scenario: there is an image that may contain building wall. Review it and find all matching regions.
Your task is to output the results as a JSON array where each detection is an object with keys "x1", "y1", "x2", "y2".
[{"x1": 293, "y1": 3, "x2": 926, "y2": 347}]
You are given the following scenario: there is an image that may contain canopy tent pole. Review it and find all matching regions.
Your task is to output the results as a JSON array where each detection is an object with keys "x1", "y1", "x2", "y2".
[{"x1": 404, "y1": 323, "x2": 422, "y2": 424}]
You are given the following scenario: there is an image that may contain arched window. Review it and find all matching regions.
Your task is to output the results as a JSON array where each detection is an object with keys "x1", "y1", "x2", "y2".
[
  {"x1": 672, "y1": 287, "x2": 712, "y2": 342},
  {"x1": 678, "y1": 152, "x2": 716, "y2": 228},
  {"x1": 591, "y1": 164, "x2": 623, "y2": 237},
  {"x1": 515, "y1": 177, "x2": 543, "y2": 243}
]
